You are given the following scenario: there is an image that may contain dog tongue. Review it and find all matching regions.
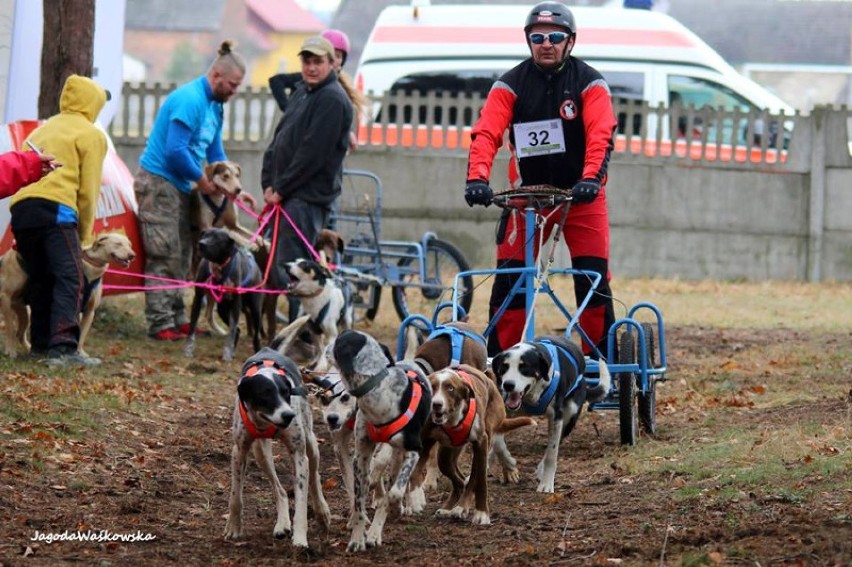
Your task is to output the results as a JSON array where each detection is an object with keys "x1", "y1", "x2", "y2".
[{"x1": 507, "y1": 392, "x2": 523, "y2": 410}]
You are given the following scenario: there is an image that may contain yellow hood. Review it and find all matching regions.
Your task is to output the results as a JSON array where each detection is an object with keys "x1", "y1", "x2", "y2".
[{"x1": 59, "y1": 74, "x2": 108, "y2": 122}]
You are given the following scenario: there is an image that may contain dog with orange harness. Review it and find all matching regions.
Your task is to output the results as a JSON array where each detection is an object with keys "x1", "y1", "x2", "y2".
[
  {"x1": 409, "y1": 364, "x2": 534, "y2": 525},
  {"x1": 331, "y1": 329, "x2": 433, "y2": 552}
]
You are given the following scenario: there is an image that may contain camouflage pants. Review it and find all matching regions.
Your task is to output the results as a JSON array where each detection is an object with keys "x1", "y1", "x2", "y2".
[{"x1": 134, "y1": 168, "x2": 192, "y2": 335}]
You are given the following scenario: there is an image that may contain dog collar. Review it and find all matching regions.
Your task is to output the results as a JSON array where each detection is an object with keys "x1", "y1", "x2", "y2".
[
  {"x1": 238, "y1": 400, "x2": 277, "y2": 439},
  {"x1": 366, "y1": 372, "x2": 423, "y2": 443},
  {"x1": 441, "y1": 370, "x2": 477, "y2": 446},
  {"x1": 522, "y1": 341, "x2": 581, "y2": 415},
  {"x1": 82, "y1": 249, "x2": 109, "y2": 269},
  {"x1": 348, "y1": 367, "x2": 388, "y2": 398},
  {"x1": 427, "y1": 326, "x2": 487, "y2": 368}
]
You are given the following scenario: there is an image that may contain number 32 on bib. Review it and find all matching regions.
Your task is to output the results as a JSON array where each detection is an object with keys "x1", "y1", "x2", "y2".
[{"x1": 513, "y1": 119, "x2": 566, "y2": 158}]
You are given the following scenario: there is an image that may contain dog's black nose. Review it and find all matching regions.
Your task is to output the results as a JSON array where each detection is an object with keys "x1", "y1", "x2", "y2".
[
  {"x1": 432, "y1": 401, "x2": 444, "y2": 412},
  {"x1": 503, "y1": 382, "x2": 515, "y2": 393},
  {"x1": 326, "y1": 414, "x2": 339, "y2": 427}
]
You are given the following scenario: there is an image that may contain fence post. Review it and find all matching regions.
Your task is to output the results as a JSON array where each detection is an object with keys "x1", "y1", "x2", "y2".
[{"x1": 806, "y1": 106, "x2": 827, "y2": 282}]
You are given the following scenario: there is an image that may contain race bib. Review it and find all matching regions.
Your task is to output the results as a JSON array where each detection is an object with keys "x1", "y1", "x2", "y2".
[{"x1": 513, "y1": 119, "x2": 566, "y2": 157}]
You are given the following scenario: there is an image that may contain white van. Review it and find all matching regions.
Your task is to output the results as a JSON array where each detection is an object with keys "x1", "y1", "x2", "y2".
[{"x1": 355, "y1": 3, "x2": 794, "y2": 147}]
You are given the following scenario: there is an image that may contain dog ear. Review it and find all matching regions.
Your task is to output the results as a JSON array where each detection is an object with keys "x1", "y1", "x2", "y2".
[
  {"x1": 532, "y1": 343, "x2": 553, "y2": 380},
  {"x1": 491, "y1": 352, "x2": 507, "y2": 387},
  {"x1": 232, "y1": 162, "x2": 242, "y2": 178},
  {"x1": 332, "y1": 330, "x2": 367, "y2": 376},
  {"x1": 379, "y1": 342, "x2": 395, "y2": 365},
  {"x1": 336, "y1": 234, "x2": 344, "y2": 254}
]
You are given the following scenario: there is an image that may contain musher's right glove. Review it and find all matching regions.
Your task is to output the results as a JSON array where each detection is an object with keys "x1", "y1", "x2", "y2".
[{"x1": 464, "y1": 179, "x2": 493, "y2": 207}]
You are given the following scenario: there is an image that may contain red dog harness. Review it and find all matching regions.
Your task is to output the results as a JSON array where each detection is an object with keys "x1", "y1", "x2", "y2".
[
  {"x1": 366, "y1": 370, "x2": 423, "y2": 443},
  {"x1": 441, "y1": 370, "x2": 477, "y2": 446}
]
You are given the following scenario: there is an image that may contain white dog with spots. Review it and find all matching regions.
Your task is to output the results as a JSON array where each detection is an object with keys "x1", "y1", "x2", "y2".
[{"x1": 224, "y1": 348, "x2": 330, "y2": 549}]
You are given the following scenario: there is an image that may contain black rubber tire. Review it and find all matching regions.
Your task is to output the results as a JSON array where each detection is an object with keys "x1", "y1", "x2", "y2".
[
  {"x1": 364, "y1": 282, "x2": 382, "y2": 321},
  {"x1": 637, "y1": 322, "x2": 658, "y2": 436},
  {"x1": 391, "y1": 238, "x2": 473, "y2": 321},
  {"x1": 618, "y1": 329, "x2": 638, "y2": 446}
]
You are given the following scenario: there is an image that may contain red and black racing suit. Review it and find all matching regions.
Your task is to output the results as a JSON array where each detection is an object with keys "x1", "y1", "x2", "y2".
[{"x1": 467, "y1": 55, "x2": 617, "y2": 357}]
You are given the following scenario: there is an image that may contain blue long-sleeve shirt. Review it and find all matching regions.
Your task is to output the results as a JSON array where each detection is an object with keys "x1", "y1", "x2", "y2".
[{"x1": 140, "y1": 76, "x2": 227, "y2": 193}]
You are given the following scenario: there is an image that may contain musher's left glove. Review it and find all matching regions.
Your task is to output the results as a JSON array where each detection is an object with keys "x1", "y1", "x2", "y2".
[
  {"x1": 571, "y1": 179, "x2": 601, "y2": 204},
  {"x1": 464, "y1": 179, "x2": 493, "y2": 207}
]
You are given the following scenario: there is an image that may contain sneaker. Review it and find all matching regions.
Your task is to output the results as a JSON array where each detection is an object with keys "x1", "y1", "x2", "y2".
[
  {"x1": 177, "y1": 323, "x2": 211, "y2": 337},
  {"x1": 28, "y1": 349, "x2": 49, "y2": 361},
  {"x1": 47, "y1": 352, "x2": 102, "y2": 368},
  {"x1": 149, "y1": 327, "x2": 188, "y2": 341}
]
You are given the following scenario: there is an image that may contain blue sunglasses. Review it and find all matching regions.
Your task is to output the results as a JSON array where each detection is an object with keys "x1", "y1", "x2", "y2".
[{"x1": 529, "y1": 31, "x2": 570, "y2": 45}]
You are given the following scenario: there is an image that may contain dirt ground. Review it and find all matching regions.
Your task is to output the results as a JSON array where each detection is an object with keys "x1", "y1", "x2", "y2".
[{"x1": 1, "y1": 325, "x2": 850, "y2": 566}]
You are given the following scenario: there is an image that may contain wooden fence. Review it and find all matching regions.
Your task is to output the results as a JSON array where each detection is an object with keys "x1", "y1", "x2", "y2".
[{"x1": 108, "y1": 82, "x2": 801, "y2": 165}]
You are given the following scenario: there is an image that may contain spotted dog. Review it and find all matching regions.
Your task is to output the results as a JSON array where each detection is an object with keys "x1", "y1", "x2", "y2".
[
  {"x1": 331, "y1": 329, "x2": 433, "y2": 552},
  {"x1": 313, "y1": 372, "x2": 393, "y2": 525},
  {"x1": 491, "y1": 335, "x2": 612, "y2": 493},
  {"x1": 279, "y1": 258, "x2": 353, "y2": 372},
  {"x1": 184, "y1": 228, "x2": 263, "y2": 361},
  {"x1": 0, "y1": 232, "x2": 135, "y2": 358},
  {"x1": 224, "y1": 348, "x2": 330, "y2": 549},
  {"x1": 410, "y1": 365, "x2": 535, "y2": 525}
]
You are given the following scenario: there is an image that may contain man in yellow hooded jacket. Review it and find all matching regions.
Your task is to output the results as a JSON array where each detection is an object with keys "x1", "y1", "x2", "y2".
[{"x1": 9, "y1": 74, "x2": 109, "y2": 368}]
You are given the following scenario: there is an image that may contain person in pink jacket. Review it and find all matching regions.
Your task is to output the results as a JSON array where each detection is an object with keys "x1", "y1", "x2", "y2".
[{"x1": 0, "y1": 149, "x2": 60, "y2": 199}]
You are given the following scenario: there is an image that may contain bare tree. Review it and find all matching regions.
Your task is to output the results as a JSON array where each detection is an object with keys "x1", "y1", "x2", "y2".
[{"x1": 38, "y1": 0, "x2": 95, "y2": 118}]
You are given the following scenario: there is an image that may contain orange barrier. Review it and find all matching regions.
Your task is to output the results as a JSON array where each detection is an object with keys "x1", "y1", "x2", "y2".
[{"x1": 357, "y1": 123, "x2": 785, "y2": 163}]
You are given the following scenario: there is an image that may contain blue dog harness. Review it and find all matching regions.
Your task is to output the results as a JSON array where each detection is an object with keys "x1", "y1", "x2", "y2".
[
  {"x1": 426, "y1": 325, "x2": 487, "y2": 367},
  {"x1": 521, "y1": 339, "x2": 583, "y2": 415}
]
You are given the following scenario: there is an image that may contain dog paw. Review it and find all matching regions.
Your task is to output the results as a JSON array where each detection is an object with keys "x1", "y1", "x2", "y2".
[
  {"x1": 347, "y1": 538, "x2": 367, "y2": 552},
  {"x1": 273, "y1": 528, "x2": 291, "y2": 540},
  {"x1": 183, "y1": 343, "x2": 196, "y2": 358},
  {"x1": 404, "y1": 487, "x2": 426, "y2": 515},
  {"x1": 471, "y1": 510, "x2": 491, "y2": 525},
  {"x1": 291, "y1": 533, "x2": 309, "y2": 548},
  {"x1": 223, "y1": 520, "x2": 243, "y2": 540},
  {"x1": 536, "y1": 480, "x2": 555, "y2": 493},
  {"x1": 502, "y1": 467, "x2": 521, "y2": 484},
  {"x1": 223, "y1": 348, "x2": 234, "y2": 361},
  {"x1": 436, "y1": 506, "x2": 465, "y2": 519}
]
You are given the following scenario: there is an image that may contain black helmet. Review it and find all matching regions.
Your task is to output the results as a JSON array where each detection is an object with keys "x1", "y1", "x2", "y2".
[{"x1": 524, "y1": 1, "x2": 576, "y2": 35}]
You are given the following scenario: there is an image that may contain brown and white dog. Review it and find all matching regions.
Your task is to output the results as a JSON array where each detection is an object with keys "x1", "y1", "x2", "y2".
[
  {"x1": 224, "y1": 348, "x2": 331, "y2": 549},
  {"x1": 190, "y1": 160, "x2": 268, "y2": 336},
  {"x1": 491, "y1": 335, "x2": 612, "y2": 493},
  {"x1": 0, "y1": 232, "x2": 135, "y2": 358},
  {"x1": 410, "y1": 364, "x2": 534, "y2": 525},
  {"x1": 405, "y1": 320, "x2": 525, "y2": 493}
]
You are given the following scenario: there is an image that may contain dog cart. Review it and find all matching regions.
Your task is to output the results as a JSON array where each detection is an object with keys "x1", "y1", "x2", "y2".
[
  {"x1": 401, "y1": 186, "x2": 668, "y2": 446},
  {"x1": 330, "y1": 169, "x2": 474, "y2": 323}
]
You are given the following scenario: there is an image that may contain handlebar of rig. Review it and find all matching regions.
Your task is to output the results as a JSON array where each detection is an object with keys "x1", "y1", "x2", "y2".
[{"x1": 492, "y1": 184, "x2": 573, "y2": 210}]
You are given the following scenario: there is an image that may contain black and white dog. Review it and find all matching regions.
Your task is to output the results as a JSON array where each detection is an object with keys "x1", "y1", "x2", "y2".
[
  {"x1": 331, "y1": 330, "x2": 433, "y2": 552},
  {"x1": 184, "y1": 227, "x2": 263, "y2": 361},
  {"x1": 224, "y1": 348, "x2": 331, "y2": 548},
  {"x1": 491, "y1": 335, "x2": 612, "y2": 493},
  {"x1": 277, "y1": 258, "x2": 352, "y2": 372}
]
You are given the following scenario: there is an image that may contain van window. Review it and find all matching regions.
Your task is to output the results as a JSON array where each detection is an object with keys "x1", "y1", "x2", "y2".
[
  {"x1": 384, "y1": 70, "x2": 502, "y2": 125},
  {"x1": 668, "y1": 75, "x2": 776, "y2": 145},
  {"x1": 602, "y1": 71, "x2": 645, "y2": 135}
]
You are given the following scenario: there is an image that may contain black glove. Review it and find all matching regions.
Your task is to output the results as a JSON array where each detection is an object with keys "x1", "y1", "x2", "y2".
[
  {"x1": 464, "y1": 180, "x2": 493, "y2": 207},
  {"x1": 571, "y1": 179, "x2": 601, "y2": 204}
]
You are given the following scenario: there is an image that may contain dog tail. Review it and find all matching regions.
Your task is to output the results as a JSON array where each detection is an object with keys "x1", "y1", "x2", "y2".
[
  {"x1": 586, "y1": 360, "x2": 612, "y2": 404},
  {"x1": 269, "y1": 314, "x2": 312, "y2": 352},
  {"x1": 496, "y1": 416, "x2": 536, "y2": 434}
]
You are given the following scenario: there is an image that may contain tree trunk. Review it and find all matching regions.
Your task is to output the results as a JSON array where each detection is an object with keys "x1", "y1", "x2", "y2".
[{"x1": 38, "y1": 0, "x2": 95, "y2": 119}]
